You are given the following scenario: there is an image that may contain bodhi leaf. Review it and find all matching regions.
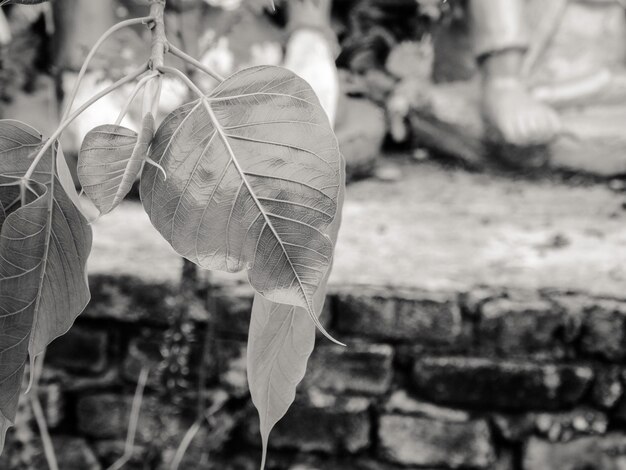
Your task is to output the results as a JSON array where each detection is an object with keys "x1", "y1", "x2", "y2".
[
  {"x1": 141, "y1": 65, "x2": 344, "y2": 343},
  {"x1": 78, "y1": 113, "x2": 155, "y2": 215},
  {"x1": 0, "y1": 119, "x2": 92, "y2": 452},
  {"x1": 0, "y1": 0, "x2": 49, "y2": 4},
  {"x1": 0, "y1": 180, "x2": 49, "y2": 451},
  {"x1": 247, "y1": 155, "x2": 345, "y2": 469}
]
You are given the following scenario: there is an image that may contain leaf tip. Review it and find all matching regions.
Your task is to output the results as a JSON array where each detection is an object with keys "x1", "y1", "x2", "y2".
[{"x1": 306, "y1": 304, "x2": 345, "y2": 346}]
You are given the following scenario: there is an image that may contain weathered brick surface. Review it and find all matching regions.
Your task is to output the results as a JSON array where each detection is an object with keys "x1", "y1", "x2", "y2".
[
  {"x1": 384, "y1": 390, "x2": 470, "y2": 422},
  {"x1": 523, "y1": 435, "x2": 626, "y2": 470},
  {"x1": 413, "y1": 357, "x2": 593, "y2": 410},
  {"x1": 304, "y1": 342, "x2": 393, "y2": 395},
  {"x1": 47, "y1": 326, "x2": 108, "y2": 374},
  {"x1": 76, "y1": 394, "x2": 187, "y2": 445},
  {"x1": 478, "y1": 298, "x2": 569, "y2": 357},
  {"x1": 591, "y1": 366, "x2": 624, "y2": 409},
  {"x1": 255, "y1": 392, "x2": 371, "y2": 454},
  {"x1": 93, "y1": 440, "x2": 149, "y2": 470},
  {"x1": 8, "y1": 279, "x2": 626, "y2": 470},
  {"x1": 580, "y1": 299, "x2": 626, "y2": 361},
  {"x1": 335, "y1": 287, "x2": 462, "y2": 343},
  {"x1": 86, "y1": 275, "x2": 207, "y2": 325},
  {"x1": 378, "y1": 414, "x2": 495, "y2": 468}
]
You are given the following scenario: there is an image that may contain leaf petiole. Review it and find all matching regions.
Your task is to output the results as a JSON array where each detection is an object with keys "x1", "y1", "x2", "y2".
[
  {"x1": 115, "y1": 71, "x2": 159, "y2": 126},
  {"x1": 24, "y1": 64, "x2": 149, "y2": 182},
  {"x1": 60, "y1": 16, "x2": 154, "y2": 123},
  {"x1": 167, "y1": 43, "x2": 225, "y2": 83}
]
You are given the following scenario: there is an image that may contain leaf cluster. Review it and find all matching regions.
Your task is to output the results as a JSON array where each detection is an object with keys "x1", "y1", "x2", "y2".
[{"x1": 0, "y1": 2, "x2": 345, "y2": 468}]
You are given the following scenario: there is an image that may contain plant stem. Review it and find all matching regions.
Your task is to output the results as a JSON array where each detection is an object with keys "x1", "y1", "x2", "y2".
[
  {"x1": 23, "y1": 64, "x2": 148, "y2": 182},
  {"x1": 60, "y1": 16, "x2": 153, "y2": 123},
  {"x1": 158, "y1": 66, "x2": 206, "y2": 101},
  {"x1": 148, "y1": 0, "x2": 167, "y2": 71},
  {"x1": 106, "y1": 367, "x2": 149, "y2": 470},
  {"x1": 115, "y1": 72, "x2": 158, "y2": 126},
  {"x1": 167, "y1": 43, "x2": 225, "y2": 83},
  {"x1": 169, "y1": 419, "x2": 201, "y2": 470},
  {"x1": 30, "y1": 352, "x2": 59, "y2": 470}
]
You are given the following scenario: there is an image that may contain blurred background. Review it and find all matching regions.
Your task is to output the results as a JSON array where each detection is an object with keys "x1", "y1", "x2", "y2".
[{"x1": 1, "y1": 0, "x2": 626, "y2": 469}]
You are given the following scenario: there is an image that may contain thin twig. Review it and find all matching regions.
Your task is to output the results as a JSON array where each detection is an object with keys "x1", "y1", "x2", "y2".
[
  {"x1": 167, "y1": 43, "x2": 225, "y2": 83},
  {"x1": 24, "y1": 64, "x2": 148, "y2": 181},
  {"x1": 106, "y1": 367, "x2": 150, "y2": 470},
  {"x1": 60, "y1": 16, "x2": 154, "y2": 122},
  {"x1": 30, "y1": 352, "x2": 59, "y2": 470}
]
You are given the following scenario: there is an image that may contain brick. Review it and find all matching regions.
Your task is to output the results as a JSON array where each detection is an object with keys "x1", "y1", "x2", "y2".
[
  {"x1": 93, "y1": 440, "x2": 148, "y2": 470},
  {"x1": 47, "y1": 325, "x2": 108, "y2": 374},
  {"x1": 591, "y1": 366, "x2": 624, "y2": 409},
  {"x1": 378, "y1": 414, "x2": 495, "y2": 468},
  {"x1": 523, "y1": 435, "x2": 626, "y2": 470},
  {"x1": 579, "y1": 299, "x2": 626, "y2": 361},
  {"x1": 254, "y1": 391, "x2": 371, "y2": 454},
  {"x1": 76, "y1": 394, "x2": 187, "y2": 445},
  {"x1": 460, "y1": 287, "x2": 507, "y2": 317},
  {"x1": 413, "y1": 357, "x2": 593, "y2": 410},
  {"x1": 335, "y1": 286, "x2": 461, "y2": 343},
  {"x1": 1, "y1": 436, "x2": 101, "y2": 470},
  {"x1": 478, "y1": 298, "x2": 568, "y2": 357},
  {"x1": 288, "y1": 456, "x2": 433, "y2": 470},
  {"x1": 384, "y1": 390, "x2": 470, "y2": 423},
  {"x1": 49, "y1": 437, "x2": 100, "y2": 470},
  {"x1": 492, "y1": 413, "x2": 540, "y2": 444},
  {"x1": 304, "y1": 342, "x2": 393, "y2": 395},
  {"x1": 533, "y1": 408, "x2": 608, "y2": 441}
]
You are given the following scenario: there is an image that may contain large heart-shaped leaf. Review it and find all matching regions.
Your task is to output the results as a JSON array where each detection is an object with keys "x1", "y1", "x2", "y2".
[
  {"x1": 141, "y1": 65, "x2": 343, "y2": 340},
  {"x1": 0, "y1": 180, "x2": 49, "y2": 451},
  {"x1": 0, "y1": 120, "x2": 92, "y2": 451},
  {"x1": 78, "y1": 113, "x2": 155, "y2": 215},
  {"x1": 247, "y1": 155, "x2": 345, "y2": 469}
]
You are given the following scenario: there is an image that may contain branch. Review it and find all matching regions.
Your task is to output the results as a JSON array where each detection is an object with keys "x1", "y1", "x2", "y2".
[
  {"x1": 60, "y1": 16, "x2": 153, "y2": 123},
  {"x1": 148, "y1": 0, "x2": 167, "y2": 71}
]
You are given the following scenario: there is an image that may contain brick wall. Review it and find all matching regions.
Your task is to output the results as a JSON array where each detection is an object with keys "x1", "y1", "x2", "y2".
[{"x1": 4, "y1": 275, "x2": 626, "y2": 470}]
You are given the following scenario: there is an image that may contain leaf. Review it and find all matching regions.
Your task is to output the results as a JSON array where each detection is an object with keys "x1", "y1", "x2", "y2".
[
  {"x1": 0, "y1": 119, "x2": 92, "y2": 452},
  {"x1": 78, "y1": 113, "x2": 155, "y2": 215},
  {"x1": 0, "y1": 0, "x2": 48, "y2": 6},
  {"x1": 0, "y1": 180, "x2": 49, "y2": 452},
  {"x1": 141, "y1": 65, "x2": 343, "y2": 342},
  {"x1": 247, "y1": 155, "x2": 345, "y2": 470}
]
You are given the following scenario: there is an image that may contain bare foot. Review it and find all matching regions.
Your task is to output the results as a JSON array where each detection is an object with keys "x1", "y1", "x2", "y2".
[{"x1": 482, "y1": 78, "x2": 561, "y2": 146}]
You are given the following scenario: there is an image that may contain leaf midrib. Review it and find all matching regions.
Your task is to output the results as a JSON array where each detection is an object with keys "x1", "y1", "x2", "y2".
[{"x1": 200, "y1": 98, "x2": 315, "y2": 316}]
